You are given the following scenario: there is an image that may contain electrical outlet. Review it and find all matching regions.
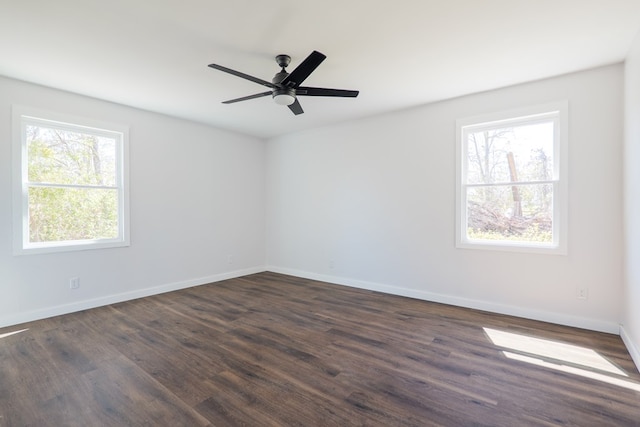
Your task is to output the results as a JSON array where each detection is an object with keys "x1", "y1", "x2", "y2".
[
  {"x1": 329, "y1": 260, "x2": 335, "y2": 270},
  {"x1": 577, "y1": 287, "x2": 588, "y2": 300},
  {"x1": 227, "y1": 255, "x2": 234, "y2": 265},
  {"x1": 69, "y1": 277, "x2": 80, "y2": 290}
]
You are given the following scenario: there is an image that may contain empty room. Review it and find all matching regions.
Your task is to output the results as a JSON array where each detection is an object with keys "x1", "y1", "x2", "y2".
[{"x1": 1, "y1": 1, "x2": 640, "y2": 425}]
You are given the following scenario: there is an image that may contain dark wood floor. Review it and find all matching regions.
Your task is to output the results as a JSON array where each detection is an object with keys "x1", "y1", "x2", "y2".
[{"x1": 1, "y1": 272, "x2": 639, "y2": 426}]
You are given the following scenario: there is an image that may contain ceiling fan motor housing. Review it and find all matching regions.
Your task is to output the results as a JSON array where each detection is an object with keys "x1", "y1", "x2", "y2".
[{"x1": 272, "y1": 70, "x2": 289, "y2": 85}]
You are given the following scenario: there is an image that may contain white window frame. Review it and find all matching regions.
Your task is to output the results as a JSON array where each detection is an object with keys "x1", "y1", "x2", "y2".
[
  {"x1": 455, "y1": 102, "x2": 568, "y2": 254},
  {"x1": 12, "y1": 105, "x2": 130, "y2": 255}
]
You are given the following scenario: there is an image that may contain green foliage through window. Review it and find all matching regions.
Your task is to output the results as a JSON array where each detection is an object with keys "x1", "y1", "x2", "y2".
[
  {"x1": 28, "y1": 187, "x2": 118, "y2": 242},
  {"x1": 17, "y1": 111, "x2": 126, "y2": 249},
  {"x1": 26, "y1": 123, "x2": 121, "y2": 244}
]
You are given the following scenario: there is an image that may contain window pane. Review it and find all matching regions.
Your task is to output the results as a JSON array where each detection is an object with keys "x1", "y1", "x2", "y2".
[
  {"x1": 27, "y1": 125, "x2": 117, "y2": 186},
  {"x1": 466, "y1": 184, "x2": 553, "y2": 243},
  {"x1": 466, "y1": 121, "x2": 554, "y2": 185},
  {"x1": 28, "y1": 186, "x2": 119, "y2": 242}
]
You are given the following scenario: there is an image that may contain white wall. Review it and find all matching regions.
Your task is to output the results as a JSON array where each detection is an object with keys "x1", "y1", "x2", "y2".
[
  {"x1": 266, "y1": 65, "x2": 624, "y2": 333},
  {"x1": 1, "y1": 63, "x2": 629, "y2": 339},
  {"x1": 623, "y1": 32, "x2": 640, "y2": 367},
  {"x1": 0, "y1": 76, "x2": 266, "y2": 327}
]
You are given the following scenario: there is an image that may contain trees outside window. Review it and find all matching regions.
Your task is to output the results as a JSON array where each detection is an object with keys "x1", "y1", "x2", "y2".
[
  {"x1": 456, "y1": 103, "x2": 567, "y2": 254},
  {"x1": 12, "y1": 107, "x2": 129, "y2": 254}
]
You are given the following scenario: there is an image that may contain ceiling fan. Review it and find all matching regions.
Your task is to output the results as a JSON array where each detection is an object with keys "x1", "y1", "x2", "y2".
[{"x1": 208, "y1": 51, "x2": 359, "y2": 115}]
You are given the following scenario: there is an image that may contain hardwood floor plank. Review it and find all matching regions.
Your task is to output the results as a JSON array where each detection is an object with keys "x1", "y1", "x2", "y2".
[
  {"x1": 0, "y1": 331, "x2": 64, "y2": 426},
  {"x1": 80, "y1": 354, "x2": 211, "y2": 426}
]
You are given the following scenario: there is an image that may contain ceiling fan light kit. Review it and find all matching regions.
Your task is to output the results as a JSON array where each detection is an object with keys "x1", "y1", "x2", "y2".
[
  {"x1": 208, "y1": 50, "x2": 359, "y2": 115},
  {"x1": 272, "y1": 88, "x2": 296, "y2": 106}
]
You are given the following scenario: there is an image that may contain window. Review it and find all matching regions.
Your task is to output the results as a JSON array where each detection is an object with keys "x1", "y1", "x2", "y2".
[
  {"x1": 12, "y1": 106, "x2": 129, "y2": 254},
  {"x1": 456, "y1": 102, "x2": 568, "y2": 254}
]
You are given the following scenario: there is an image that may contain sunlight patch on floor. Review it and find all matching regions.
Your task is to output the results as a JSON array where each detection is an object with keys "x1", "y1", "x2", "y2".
[
  {"x1": 0, "y1": 328, "x2": 28, "y2": 339},
  {"x1": 483, "y1": 327, "x2": 640, "y2": 392}
]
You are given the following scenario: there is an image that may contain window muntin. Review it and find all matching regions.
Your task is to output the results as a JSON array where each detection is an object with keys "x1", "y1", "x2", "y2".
[
  {"x1": 13, "y1": 107, "x2": 129, "y2": 254},
  {"x1": 456, "y1": 103, "x2": 567, "y2": 254}
]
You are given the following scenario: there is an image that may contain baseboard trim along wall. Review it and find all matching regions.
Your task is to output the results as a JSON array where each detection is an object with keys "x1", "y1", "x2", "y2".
[
  {"x1": 0, "y1": 266, "x2": 265, "y2": 329},
  {"x1": 620, "y1": 326, "x2": 640, "y2": 372},
  {"x1": 266, "y1": 266, "x2": 621, "y2": 335},
  {"x1": 3, "y1": 265, "x2": 626, "y2": 349}
]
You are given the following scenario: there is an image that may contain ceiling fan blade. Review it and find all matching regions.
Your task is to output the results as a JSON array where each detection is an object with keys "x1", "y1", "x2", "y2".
[
  {"x1": 281, "y1": 51, "x2": 326, "y2": 88},
  {"x1": 297, "y1": 87, "x2": 359, "y2": 98},
  {"x1": 208, "y1": 63, "x2": 277, "y2": 89},
  {"x1": 222, "y1": 91, "x2": 272, "y2": 104},
  {"x1": 288, "y1": 98, "x2": 304, "y2": 115}
]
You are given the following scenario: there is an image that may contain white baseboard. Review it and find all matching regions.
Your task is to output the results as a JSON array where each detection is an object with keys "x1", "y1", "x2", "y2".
[
  {"x1": 3, "y1": 265, "x2": 624, "y2": 340},
  {"x1": 0, "y1": 266, "x2": 266, "y2": 329},
  {"x1": 266, "y1": 266, "x2": 620, "y2": 335},
  {"x1": 620, "y1": 325, "x2": 640, "y2": 372}
]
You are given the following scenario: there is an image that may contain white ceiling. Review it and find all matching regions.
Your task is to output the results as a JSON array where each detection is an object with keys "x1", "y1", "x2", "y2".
[{"x1": 1, "y1": 1, "x2": 640, "y2": 139}]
